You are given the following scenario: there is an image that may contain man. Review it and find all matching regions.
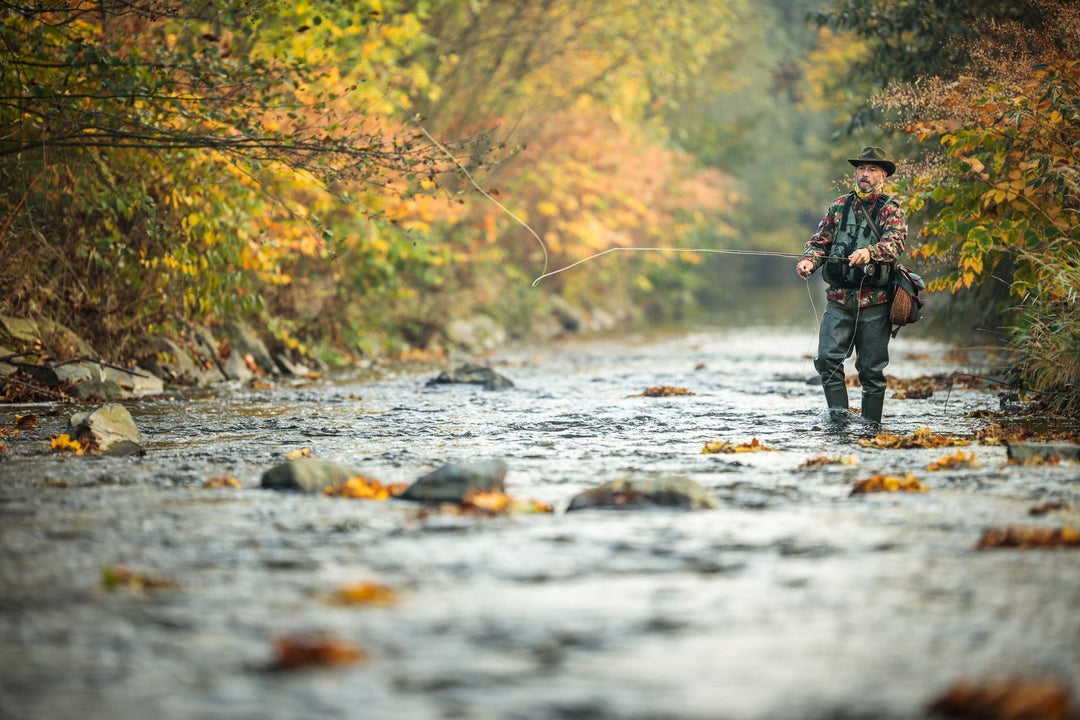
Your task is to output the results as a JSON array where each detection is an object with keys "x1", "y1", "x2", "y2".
[{"x1": 795, "y1": 146, "x2": 907, "y2": 425}]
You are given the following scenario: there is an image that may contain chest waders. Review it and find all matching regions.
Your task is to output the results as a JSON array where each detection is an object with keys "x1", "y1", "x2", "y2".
[{"x1": 813, "y1": 193, "x2": 895, "y2": 425}]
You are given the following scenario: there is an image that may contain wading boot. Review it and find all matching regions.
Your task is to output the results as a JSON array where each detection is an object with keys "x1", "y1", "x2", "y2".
[
  {"x1": 861, "y1": 394, "x2": 884, "y2": 425},
  {"x1": 824, "y1": 387, "x2": 849, "y2": 411}
]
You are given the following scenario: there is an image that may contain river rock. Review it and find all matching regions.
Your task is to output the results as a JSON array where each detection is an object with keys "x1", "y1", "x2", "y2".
[
  {"x1": 102, "y1": 366, "x2": 165, "y2": 396},
  {"x1": 261, "y1": 459, "x2": 363, "y2": 493},
  {"x1": 38, "y1": 318, "x2": 97, "y2": 359},
  {"x1": 567, "y1": 475, "x2": 718, "y2": 511},
  {"x1": 72, "y1": 378, "x2": 125, "y2": 402},
  {"x1": 427, "y1": 363, "x2": 514, "y2": 391},
  {"x1": 69, "y1": 404, "x2": 144, "y2": 456},
  {"x1": 444, "y1": 315, "x2": 507, "y2": 353},
  {"x1": 0, "y1": 345, "x2": 16, "y2": 377},
  {"x1": 225, "y1": 321, "x2": 277, "y2": 376},
  {"x1": 1007, "y1": 441, "x2": 1080, "y2": 463},
  {"x1": 398, "y1": 459, "x2": 508, "y2": 504},
  {"x1": 0, "y1": 315, "x2": 39, "y2": 344}
]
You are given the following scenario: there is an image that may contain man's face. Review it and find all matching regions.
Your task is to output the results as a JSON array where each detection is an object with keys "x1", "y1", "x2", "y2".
[{"x1": 855, "y1": 163, "x2": 886, "y2": 190}]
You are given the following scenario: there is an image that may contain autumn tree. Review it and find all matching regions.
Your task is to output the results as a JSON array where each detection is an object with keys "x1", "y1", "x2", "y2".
[{"x1": 0, "y1": 0, "x2": 462, "y2": 352}]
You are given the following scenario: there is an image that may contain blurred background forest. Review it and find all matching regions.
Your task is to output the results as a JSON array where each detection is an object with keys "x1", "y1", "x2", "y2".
[{"x1": 1, "y1": 0, "x2": 1077, "y2": 412}]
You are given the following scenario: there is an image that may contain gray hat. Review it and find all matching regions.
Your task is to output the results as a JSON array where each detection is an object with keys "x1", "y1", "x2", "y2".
[{"x1": 847, "y1": 146, "x2": 896, "y2": 176}]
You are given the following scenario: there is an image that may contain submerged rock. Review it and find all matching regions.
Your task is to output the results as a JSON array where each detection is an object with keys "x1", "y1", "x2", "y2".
[
  {"x1": 426, "y1": 363, "x2": 514, "y2": 391},
  {"x1": 261, "y1": 459, "x2": 364, "y2": 493},
  {"x1": 69, "y1": 404, "x2": 144, "y2": 456},
  {"x1": 567, "y1": 475, "x2": 718, "y2": 511},
  {"x1": 398, "y1": 459, "x2": 508, "y2": 504}
]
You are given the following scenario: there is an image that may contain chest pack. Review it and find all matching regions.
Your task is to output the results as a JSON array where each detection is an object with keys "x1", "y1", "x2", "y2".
[{"x1": 820, "y1": 192, "x2": 895, "y2": 289}]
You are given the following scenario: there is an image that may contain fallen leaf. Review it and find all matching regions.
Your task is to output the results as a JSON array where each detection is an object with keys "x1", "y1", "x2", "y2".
[
  {"x1": 101, "y1": 563, "x2": 179, "y2": 593},
  {"x1": 1029, "y1": 501, "x2": 1076, "y2": 516},
  {"x1": 286, "y1": 447, "x2": 312, "y2": 459},
  {"x1": 635, "y1": 386, "x2": 695, "y2": 397},
  {"x1": 798, "y1": 454, "x2": 859, "y2": 468},
  {"x1": 893, "y1": 386, "x2": 933, "y2": 400},
  {"x1": 334, "y1": 581, "x2": 399, "y2": 606},
  {"x1": 850, "y1": 473, "x2": 928, "y2": 495},
  {"x1": 460, "y1": 489, "x2": 553, "y2": 516},
  {"x1": 927, "y1": 451, "x2": 983, "y2": 471},
  {"x1": 703, "y1": 437, "x2": 776, "y2": 454},
  {"x1": 1010, "y1": 454, "x2": 1062, "y2": 466},
  {"x1": 977, "y1": 525, "x2": 1080, "y2": 550},
  {"x1": 203, "y1": 476, "x2": 241, "y2": 489},
  {"x1": 272, "y1": 633, "x2": 365, "y2": 670},
  {"x1": 324, "y1": 476, "x2": 408, "y2": 501},
  {"x1": 857, "y1": 427, "x2": 969, "y2": 449},
  {"x1": 51, "y1": 433, "x2": 87, "y2": 455},
  {"x1": 15, "y1": 414, "x2": 40, "y2": 429},
  {"x1": 927, "y1": 677, "x2": 1074, "y2": 720}
]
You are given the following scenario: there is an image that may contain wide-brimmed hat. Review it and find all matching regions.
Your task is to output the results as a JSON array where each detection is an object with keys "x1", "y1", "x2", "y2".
[{"x1": 847, "y1": 146, "x2": 896, "y2": 176}]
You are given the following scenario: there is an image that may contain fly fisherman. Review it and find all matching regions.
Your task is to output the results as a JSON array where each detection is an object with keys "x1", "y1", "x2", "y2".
[{"x1": 795, "y1": 146, "x2": 907, "y2": 425}]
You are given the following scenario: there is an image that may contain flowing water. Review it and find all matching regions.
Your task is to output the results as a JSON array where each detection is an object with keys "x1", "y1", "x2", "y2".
[{"x1": 1, "y1": 326, "x2": 1079, "y2": 720}]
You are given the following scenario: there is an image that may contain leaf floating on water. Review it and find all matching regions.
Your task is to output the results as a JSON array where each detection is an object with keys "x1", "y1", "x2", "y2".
[
  {"x1": 633, "y1": 386, "x2": 695, "y2": 397},
  {"x1": 974, "y1": 422, "x2": 1080, "y2": 446},
  {"x1": 334, "y1": 581, "x2": 399, "y2": 606},
  {"x1": 703, "y1": 437, "x2": 776, "y2": 454},
  {"x1": 324, "y1": 476, "x2": 408, "y2": 501},
  {"x1": 51, "y1": 433, "x2": 87, "y2": 455},
  {"x1": 101, "y1": 563, "x2": 179, "y2": 593},
  {"x1": 857, "y1": 427, "x2": 969, "y2": 449},
  {"x1": 203, "y1": 476, "x2": 242, "y2": 489},
  {"x1": 461, "y1": 488, "x2": 553, "y2": 516},
  {"x1": 1010, "y1": 453, "x2": 1062, "y2": 467},
  {"x1": 977, "y1": 525, "x2": 1080, "y2": 550},
  {"x1": 798, "y1": 454, "x2": 859, "y2": 468},
  {"x1": 1029, "y1": 501, "x2": 1076, "y2": 517},
  {"x1": 271, "y1": 633, "x2": 366, "y2": 670},
  {"x1": 927, "y1": 451, "x2": 983, "y2": 471},
  {"x1": 286, "y1": 447, "x2": 312, "y2": 459},
  {"x1": 892, "y1": 386, "x2": 933, "y2": 400},
  {"x1": 927, "y1": 677, "x2": 1075, "y2": 720},
  {"x1": 850, "y1": 473, "x2": 927, "y2": 495},
  {"x1": 15, "y1": 414, "x2": 40, "y2": 429}
]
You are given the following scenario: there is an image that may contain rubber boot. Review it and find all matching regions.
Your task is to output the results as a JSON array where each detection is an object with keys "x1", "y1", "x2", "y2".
[
  {"x1": 824, "y1": 386, "x2": 849, "y2": 411},
  {"x1": 861, "y1": 394, "x2": 884, "y2": 425}
]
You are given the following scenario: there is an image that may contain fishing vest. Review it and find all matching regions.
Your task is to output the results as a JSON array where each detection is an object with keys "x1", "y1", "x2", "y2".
[{"x1": 820, "y1": 192, "x2": 895, "y2": 290}]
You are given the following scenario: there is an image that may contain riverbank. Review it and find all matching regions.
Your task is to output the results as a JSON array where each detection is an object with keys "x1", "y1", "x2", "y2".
[{"x1": 2, "y1": 327, "x2": 1079, "y2": 720}]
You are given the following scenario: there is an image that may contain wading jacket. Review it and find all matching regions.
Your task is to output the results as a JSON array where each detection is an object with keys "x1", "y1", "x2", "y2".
[{"x1": 802, "y1": 191, "x2": 907, "y2": 309}]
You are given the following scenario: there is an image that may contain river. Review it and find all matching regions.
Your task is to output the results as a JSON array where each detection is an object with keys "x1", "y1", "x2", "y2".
[{"x1": 1, "y1": 326, "x2": 1078, "y2": 720}]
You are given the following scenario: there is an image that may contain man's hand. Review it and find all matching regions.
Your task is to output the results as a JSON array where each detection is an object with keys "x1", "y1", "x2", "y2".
[
  {"x1": 848, "y1": 247, "x2": 871, "y2": 266},
  {"x1": 796, "y1": 258, "x2": 815, "y2": 279}
]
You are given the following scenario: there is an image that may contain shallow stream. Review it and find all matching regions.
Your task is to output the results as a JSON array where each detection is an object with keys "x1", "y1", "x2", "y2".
[{"x1": 2, "y1": 327, "x2": 1079, "y2": 720}]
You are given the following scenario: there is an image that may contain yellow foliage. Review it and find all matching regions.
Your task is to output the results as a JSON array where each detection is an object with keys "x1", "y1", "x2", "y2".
[
  {"x1": 203, "y1": 477, "x2": 242, "y2": 489},
  {"x1": 50, "y1": 433, "x2": 86, "y2": 455},
  {"x1": 857, "y1": 427, "x2": 969, "y2": 449},
  {"x1": 850, "y1": 473, "x2": 928, "y2": 495},
  {"x1": 334, "y1": 580, "x2": 399, "y2": 606},
  {"x1": 324, "y1": 476, "x2": 408, "y2": 500},
  {"x1": 798, "y1": 454, "x2": 859, "y2": 468},
  {"x1": 703, "y1": 437, "x2": 776, "y2": 454},
  {"x1": 927, "y1": 451, "x2": 982, "y2": 471}
]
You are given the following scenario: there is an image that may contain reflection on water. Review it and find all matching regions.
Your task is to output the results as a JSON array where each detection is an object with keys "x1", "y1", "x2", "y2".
[{"x1": 1, "y1": 327, "x2": 1078, "y2": 720}]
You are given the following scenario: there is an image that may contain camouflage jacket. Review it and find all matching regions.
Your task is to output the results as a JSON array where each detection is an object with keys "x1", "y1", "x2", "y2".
[{"x1": 802, "y1": 191, "x2": 907, "y2": 309}]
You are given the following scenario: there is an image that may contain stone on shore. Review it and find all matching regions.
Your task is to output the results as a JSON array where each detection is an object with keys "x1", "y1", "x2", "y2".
[
  {"x1": 567, "y1": 475, "x2": 718, "y2": 511},
  {"x1": 427, "y1": 363, "x2": 514, "y2": 391},
  {"x1": 398, "y1": 459, "x2": 508, "y2": 504},
  {"x1": 69, "y1": 404, "x2": 144, "y2": 456},
  {"x1": 1007, "y1": 441, "x2": 1080, "y2": 463},
  {"x1": 226, "y1": 321, "x2": 278, "y2": 376},
  {"x1": 261, "y1": 459, "x2": 365, "y2": 493}
]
